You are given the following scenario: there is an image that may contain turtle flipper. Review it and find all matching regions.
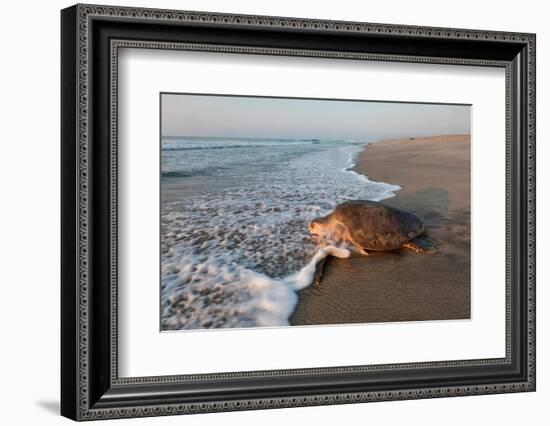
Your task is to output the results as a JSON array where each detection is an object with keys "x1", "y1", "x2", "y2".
[
  {"x1": 313, "y1": 256, "x2": 327, "y2": 285},
  {"x1": 313, "y1": 245, "x2": 351, "y2": 285},
  {"x1": 401, "y1": 234, "x2": 438, "y2": 254}
]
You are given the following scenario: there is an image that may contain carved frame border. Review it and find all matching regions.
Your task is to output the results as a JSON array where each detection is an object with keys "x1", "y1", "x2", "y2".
[{"x1": 62, "y1": 3, "x2": 535, "y2": 420}]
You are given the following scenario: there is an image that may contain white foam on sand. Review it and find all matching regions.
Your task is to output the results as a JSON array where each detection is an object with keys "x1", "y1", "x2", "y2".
[{"x1": 162, "y1": 245, "x2": 350, "y2": 330}]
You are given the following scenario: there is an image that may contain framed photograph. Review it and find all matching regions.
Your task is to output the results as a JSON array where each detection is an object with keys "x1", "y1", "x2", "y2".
[{"x1": 61, "y1": 4, "x2": 536, "y2": 421}]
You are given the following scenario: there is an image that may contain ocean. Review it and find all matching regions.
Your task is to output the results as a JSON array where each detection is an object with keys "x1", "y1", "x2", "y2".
[{"x1": 160, "y1": 137, "x2": 400, "y2": 330}]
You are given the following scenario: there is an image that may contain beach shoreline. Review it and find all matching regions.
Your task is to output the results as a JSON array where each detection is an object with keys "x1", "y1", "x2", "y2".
[{"x1": 289, "y1": 134, "x2": 471, "y2": 325}]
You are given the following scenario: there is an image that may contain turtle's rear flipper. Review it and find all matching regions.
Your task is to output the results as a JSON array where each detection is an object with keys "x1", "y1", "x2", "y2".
[{"x1": 402, "y1": 234, "x2": 438, "y2": 254}]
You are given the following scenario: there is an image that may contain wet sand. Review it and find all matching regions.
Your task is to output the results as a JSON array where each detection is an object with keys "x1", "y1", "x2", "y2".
[{"x1": 290, "y1": 134, "x2": 471, "y2": 325}]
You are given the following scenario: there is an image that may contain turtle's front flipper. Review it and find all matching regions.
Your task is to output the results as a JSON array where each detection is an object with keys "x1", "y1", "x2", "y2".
[
  {"x1": 313, "y1": 245, "x2": 351, "y2": 285},
  {"x1": 313, "y1": 256, "x2": 327, "y2": 285},
  {"x1": 402, "y1": 234, "x2": 437, "y2": 254}
]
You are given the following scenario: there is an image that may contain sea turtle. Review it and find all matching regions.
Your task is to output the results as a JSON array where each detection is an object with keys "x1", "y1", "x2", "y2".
[{"x1": 308, "y1": 200, "x2": 436, "y2": 283}]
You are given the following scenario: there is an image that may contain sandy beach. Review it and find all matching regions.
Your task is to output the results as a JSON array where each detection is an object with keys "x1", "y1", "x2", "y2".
[{"x1": 290, "y1": 134, "x2": 471, "y2": 325}]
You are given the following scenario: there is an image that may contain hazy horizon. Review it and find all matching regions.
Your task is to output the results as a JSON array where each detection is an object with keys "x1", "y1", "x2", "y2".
[{"x1": 161, "y1": 93, "x2": 471, "y2": 140}]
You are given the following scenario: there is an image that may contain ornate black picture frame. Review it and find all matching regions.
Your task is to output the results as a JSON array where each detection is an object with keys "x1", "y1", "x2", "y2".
[{"x1": 61, "y1": 4, "x2": 536, "y2": 421}]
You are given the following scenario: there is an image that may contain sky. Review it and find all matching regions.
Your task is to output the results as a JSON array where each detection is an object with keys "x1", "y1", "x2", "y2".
[{"x1": 161, "y1": 93, "x2": 471, "y2": 140}]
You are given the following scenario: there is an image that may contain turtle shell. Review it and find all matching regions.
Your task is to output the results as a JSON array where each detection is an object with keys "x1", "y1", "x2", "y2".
[{"x1": 330, "y1": 200, "x2": 425, "y2": 251}]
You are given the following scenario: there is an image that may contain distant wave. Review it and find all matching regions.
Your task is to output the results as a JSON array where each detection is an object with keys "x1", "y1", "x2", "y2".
[
  {"x1": 162, "y1": 140, "x2": 324, "y2": 151},
  {"x1": 162, "y1": 171, "x2": 194, "y2": 178},
  {"x1": 162, "y1": 167, "x2": 230, "y2": 178},
  {"x1": 163, "y1": 144, "x2": 285, "y2": 151}
]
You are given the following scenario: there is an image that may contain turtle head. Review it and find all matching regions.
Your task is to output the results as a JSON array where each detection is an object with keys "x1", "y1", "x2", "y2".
[{"x1": 308, "y1": 217, "x2": 329, "y2": 242}]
